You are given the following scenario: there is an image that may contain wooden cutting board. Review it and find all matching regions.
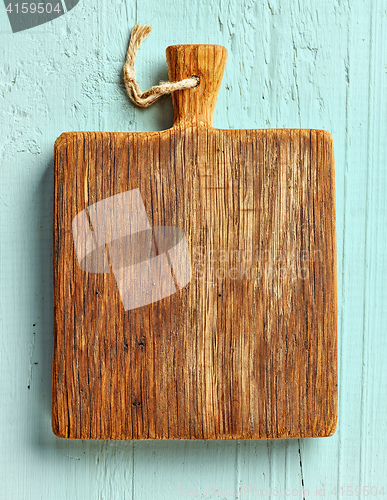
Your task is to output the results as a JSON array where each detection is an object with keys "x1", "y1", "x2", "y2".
[{"x1": 52, "y1": 44, "x2": 337, "y2": 440}]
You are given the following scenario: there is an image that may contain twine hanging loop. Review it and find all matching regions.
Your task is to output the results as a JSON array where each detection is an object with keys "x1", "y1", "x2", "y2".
[{"x1": 124, "y1": 24, "x2": 199, "y2": 108}]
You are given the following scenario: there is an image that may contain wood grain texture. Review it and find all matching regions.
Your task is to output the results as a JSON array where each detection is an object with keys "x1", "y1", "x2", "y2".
[
  {"x1": 52, "y1": 45, "x2": 337, "y2": 440},
  {"x1": 2, "y1": 0, "x2": 386, "y2": 496}
]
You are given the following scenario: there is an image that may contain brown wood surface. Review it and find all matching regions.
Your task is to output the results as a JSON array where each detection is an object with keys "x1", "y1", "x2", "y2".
[{"x1": 52, "y1": 44, "x2": 337, "y2": 440}]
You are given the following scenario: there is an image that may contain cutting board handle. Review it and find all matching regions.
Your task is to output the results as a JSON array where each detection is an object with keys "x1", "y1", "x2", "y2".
[{"x1": 166, "y1": 44, "x2": 228, "y2": 128}]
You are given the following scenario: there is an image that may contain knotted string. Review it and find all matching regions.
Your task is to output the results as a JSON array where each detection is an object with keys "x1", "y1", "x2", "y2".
[{"x1": 124, "y1": 24, "x2": 199, "y2": 108}]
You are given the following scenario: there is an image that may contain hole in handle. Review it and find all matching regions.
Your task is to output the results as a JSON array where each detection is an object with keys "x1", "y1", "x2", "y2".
[{"x1": 191, "y1": 75, "x2": 200, "y2": 87}]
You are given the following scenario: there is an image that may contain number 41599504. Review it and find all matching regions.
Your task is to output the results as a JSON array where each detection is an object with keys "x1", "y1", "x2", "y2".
[{"x1": 5, "y1": 3, "x2": 62, "y2": 14}]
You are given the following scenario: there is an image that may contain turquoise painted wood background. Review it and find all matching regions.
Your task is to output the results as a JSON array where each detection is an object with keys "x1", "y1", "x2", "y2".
[{"x1": 1, "y1": 0, "x2": 386, "y2": 497}]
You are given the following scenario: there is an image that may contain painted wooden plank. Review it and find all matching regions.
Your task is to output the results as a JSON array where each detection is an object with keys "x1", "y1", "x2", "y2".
[{"x1": 0, "y1": 0, "x2": 386, "y2": 497}]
